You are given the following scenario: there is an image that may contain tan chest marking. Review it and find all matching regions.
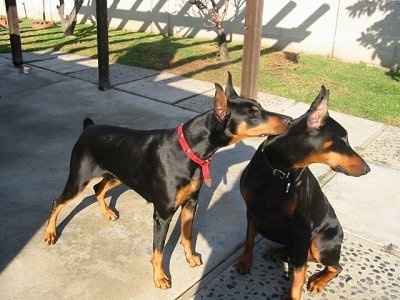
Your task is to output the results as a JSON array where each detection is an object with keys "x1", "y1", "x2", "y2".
[{"x1": 175, "y1": 180, "x2": 202, "y2": 208}]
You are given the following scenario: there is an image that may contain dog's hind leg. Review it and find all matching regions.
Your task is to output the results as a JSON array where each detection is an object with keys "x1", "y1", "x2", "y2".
[
  {"x1": 307, "y1": 233, "x2": 343, "y2": 293},
  {"x1": 44, "y1": 148, "x2": 100, "y2": 244},
  {"x1": 93, "y1": 175, "x2": 121, "y2": 220},
  {"x1": 44, "y1": 176, "x2": 93, "y2": 244},
  {"x1": 307, "y1": 265, "x2": 342, "y2": 293}
]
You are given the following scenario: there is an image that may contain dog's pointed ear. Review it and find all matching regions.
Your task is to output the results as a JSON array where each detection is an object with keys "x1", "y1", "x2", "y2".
[
  {"x1": 225, "y1": 71, "x2": 239, "y2": 98},
  {"x1": 214, "y1": 83, "x2": 229, "y2": 121},
  {"x1": 307, "y1": 85, "x2": 329, "y2": 130}
]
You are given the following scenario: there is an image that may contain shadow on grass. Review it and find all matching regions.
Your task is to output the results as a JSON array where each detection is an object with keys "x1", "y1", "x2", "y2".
[{"x1": 385, "y1": 69, "x2": 400, "y2": 82}]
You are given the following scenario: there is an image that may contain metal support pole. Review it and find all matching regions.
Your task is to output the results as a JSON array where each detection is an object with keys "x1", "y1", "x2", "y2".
[
  {"x1": 5, "y1": 0, "x2": 23, "y2": 66},
  {"x1": 96, "y1": 0, "x2": 110, "y2": 91},
  {"x1": 240, "y1": 0, "x2": 264, "y2": 100}
]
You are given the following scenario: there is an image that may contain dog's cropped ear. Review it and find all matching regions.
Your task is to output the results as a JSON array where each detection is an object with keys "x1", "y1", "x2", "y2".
[
  {"x1": 307, "y1": 85, "x2": 329, "y2": 130},
  {"x1": 225, "y1": 71, "x2": 239, "y2": 98},
  {"x1": 214, "y1": 83, "x2": 229, "y2": 121}
]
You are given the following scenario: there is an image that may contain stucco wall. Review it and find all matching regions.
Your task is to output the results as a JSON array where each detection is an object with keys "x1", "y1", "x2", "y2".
[{"x1": 1, "y1": 0, "x2": 399, "y2": 69}]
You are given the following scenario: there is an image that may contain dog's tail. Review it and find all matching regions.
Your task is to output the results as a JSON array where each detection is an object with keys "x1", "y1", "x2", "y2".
[{"x1": 83, "y1": 118, "x2": 95, "y2": 130}]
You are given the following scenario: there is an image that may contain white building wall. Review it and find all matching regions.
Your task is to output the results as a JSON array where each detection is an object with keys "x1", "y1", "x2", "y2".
[{"x1": 1, "y1": 0, "x2": 398, "y2": 69}]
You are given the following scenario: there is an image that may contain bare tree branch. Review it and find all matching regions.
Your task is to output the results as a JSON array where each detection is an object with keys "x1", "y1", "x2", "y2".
[{"x1": 189, "y1": 0, "x2": 230, "y2": 60}]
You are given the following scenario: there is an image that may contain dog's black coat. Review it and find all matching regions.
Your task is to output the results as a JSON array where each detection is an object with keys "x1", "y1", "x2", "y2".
[
  {"x1": 44, "y1": 73, "x2": 292, "y2": 289},
  {"x1": 237, "y1": 86, "x2": 370, "y2": 299}
]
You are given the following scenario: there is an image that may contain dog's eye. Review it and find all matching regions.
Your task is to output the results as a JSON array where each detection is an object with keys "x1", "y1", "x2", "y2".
[
  {"x1": 333, "y1": 132, "x2": 348, "y2": 144},
  {"x1": 250, "y1": 106, "x2": 260, "y2": 116},
  {"x1": 338, "y1": 134, "x2": 348, "y2": 143}
]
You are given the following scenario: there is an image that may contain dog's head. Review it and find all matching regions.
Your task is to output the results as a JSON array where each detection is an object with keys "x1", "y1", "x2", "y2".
[
  {"x1": 213, "y1": 72, "x2": 292, "y2": 144},
  {"x1": 277, "y1": 86, "x2": 370, "y2": 177}
]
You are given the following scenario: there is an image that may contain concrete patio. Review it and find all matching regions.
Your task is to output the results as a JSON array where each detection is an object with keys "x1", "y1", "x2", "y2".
[{"x1": 0, "y1": 51, "x2": 399, "y2": 299}]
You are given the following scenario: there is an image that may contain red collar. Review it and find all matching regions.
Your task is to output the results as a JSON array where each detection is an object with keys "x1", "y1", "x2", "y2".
[{"x1": 177, "y1": 123, "x2": 212, "y2": 186}]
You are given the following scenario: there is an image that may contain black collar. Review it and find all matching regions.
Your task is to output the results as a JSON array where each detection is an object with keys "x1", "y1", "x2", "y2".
[
  {"x1": 259, "y1": 141, "x2": 308, "y2": 194},
  {"x1": 260, "y1": 141, "x2": 291, "y2": 180}
]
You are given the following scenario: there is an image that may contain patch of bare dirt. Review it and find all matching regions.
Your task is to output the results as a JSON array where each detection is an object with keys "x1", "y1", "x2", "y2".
[
  {"x1": 161, "y1": 50, "x2": 299, "y2": 83},
  {"x1": 264, "y1": 51, "x2": 299, "y2": 72}
]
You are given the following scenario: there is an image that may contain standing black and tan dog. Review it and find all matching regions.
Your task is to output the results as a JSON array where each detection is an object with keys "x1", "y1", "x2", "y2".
[
  {"x1": 237, "y1": 86, "x2": 370, "y2": 299},
  {"x1": 44, "y1": 73, "x2": 292, "y2": 289}
]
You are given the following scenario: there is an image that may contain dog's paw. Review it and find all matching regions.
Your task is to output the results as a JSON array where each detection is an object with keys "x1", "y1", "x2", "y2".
[
  {"x1": 187, "y1": 254, "x2": 202, "y2": 267},
  {"x1": 307, "y1": 266, "x2": 339, "y2": 294},
  {"x1": 265, "y1": 246, "x2": 287, "y2": 261},
  {"x1": 153, "y1": 273, "x2": 171, "y2": 289},
  {"x1": 103, "y1": 209, "x2": 118, "y2": 221},
  {"x1": 236, "y1": 257, "x2": 251, "y2": 275},
  {"x1": 307, "y1": 278, "x2": 326, "y2": 294},
  {"x1": 44, "y1": 229, "x2": 57, "y2": 245},
  {"x1": 284, "y1": 295, "x2": 299, "y2": 300}
]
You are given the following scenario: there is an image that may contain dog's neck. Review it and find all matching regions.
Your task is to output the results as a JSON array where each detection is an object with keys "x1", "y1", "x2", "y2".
[
  {"x1": 261, "y1": 138, "x2": 294, "y2": 172},
  {"x1": 177, "y1": 123, "x2": 212, "y2": 186},
  {"x1": 262, "y1": 134, "x2": 311, "y2": 169},
  {"x1": 259, "y1": 141, "x2": 306, "y2": 194},
  {"x1": 181, "y1": 111, "x2": 231, "y2": 159},
  {"x1": 261, "y1": 146, "x2": 292, "y2": 179}
]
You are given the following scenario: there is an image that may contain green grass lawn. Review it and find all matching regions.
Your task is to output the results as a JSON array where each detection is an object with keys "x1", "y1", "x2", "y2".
[{"x1": 1, "y1": 19, "x2": 399, "y2": 125}]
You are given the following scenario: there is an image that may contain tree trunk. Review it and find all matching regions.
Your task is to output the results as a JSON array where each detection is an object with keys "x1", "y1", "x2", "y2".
[
  {"x1": 217, "y1": 25, "x2": 229, "y2": 61},
  {"x1": 57, "y1": 0, "x2": 83, "y2": 37},
  {"x1": 57, "y1": 1, "x2": 66, "y2": 32},
  {"x1": 190, "y1": 0, "x2": 230, "y2": 61}
]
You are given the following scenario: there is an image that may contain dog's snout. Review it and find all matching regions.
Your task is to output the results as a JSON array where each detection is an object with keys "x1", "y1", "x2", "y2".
[
  {"x1": 274, "y1": 113, "x2": 292, "y2": 125},
  {"x1": 364, "y1": 163, "x2": 371, "y2": 175},
  {"x1": 282, "y1": 115, "x2": 293, "y2": 127}
]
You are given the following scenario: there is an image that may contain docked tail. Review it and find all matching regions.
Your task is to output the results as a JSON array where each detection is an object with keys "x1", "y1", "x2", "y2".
[{"x1": 83, "y1": 118, "x2": 95, "y2": 130}]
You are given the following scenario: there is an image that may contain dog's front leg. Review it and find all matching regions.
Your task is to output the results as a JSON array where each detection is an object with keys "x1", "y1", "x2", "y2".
[
  {"x1": 288, "y1": 264, "x2": 307, "y2": 300},
  {"x1": 236, "y1": 212, "x2": 258, "y2": 275},
  {"x1": 287, "y1": 224, "x2": 310, "y2": 300},
  {"x1": 151, "y1": 209, "x2": 173, "y2": 289},
  {"x1": 180, "y1": 198, "x2": 202, "y2": 267}
]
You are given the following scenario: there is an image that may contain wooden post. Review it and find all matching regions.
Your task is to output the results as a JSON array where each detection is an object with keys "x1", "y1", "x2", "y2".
[
  {"x1": 5, "y1": 0, "x2": 23, "y2": 66},
  {"x1": 240, "y1": 0, "x2": 264, "y2": 99},
  {"x1": 96, "y1": 0, "x2": 110, "y2": 91}
]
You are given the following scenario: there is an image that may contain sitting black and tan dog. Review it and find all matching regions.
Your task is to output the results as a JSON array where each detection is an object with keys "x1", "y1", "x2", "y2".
[
  {"x1": 44, "y1": 73, "x2": 292, "y2": 289},
  {"x1": 237, "y1": 86, "x2": 370, "y2": 299}
]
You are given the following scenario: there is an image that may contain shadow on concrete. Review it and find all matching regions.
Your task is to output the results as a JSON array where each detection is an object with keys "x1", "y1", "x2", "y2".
[
  {"x1": 190, "y1": 141, "x2": 258, "y2": 295},
  {"x1": 54, "y1": 184, "x2": 130, "y2": 243}
]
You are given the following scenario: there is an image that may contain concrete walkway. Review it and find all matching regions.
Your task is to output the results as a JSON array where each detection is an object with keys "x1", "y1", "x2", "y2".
[{"x1": 0, "y1": 51, "x2": 399, "y2": 300}]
